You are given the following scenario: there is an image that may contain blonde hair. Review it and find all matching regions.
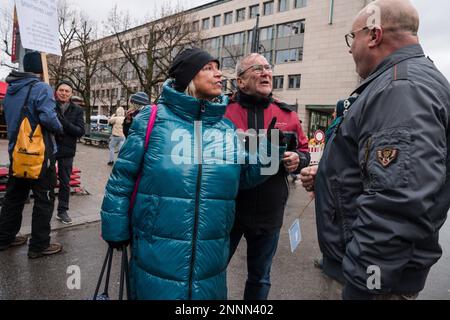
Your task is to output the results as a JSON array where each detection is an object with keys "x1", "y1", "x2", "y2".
[{"x1": 185, "y1": 81, "x2": 197, "y2": 98}]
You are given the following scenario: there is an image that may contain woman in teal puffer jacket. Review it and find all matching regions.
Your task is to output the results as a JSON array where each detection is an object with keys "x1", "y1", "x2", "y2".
[{"x1": 100, "y1": 48, "x2": 283, "y2": 300}]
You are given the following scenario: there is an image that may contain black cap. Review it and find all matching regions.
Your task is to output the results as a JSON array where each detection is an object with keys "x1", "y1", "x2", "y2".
[
  {"x1": 23, "y1": 51, "x2": 43, "y2": 74},
  {"x1": 169, "y1": 47, "x2": 220, "y2": 92},
  {"x1": 56, "y1": 80, "x2": 73, "y2": 91}
]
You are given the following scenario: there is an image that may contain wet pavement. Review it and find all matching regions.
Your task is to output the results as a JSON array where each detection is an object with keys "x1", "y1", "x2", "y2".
[{"x1": 0, "y1": 140, "x2": 449, "y2": 300}]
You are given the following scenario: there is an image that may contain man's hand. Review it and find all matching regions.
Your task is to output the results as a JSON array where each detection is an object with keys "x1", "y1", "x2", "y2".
[
  {"x1": 283, "y1": 152, "x2": 300, "y2": 173},
  {"x1": 300, "y1": 166, "x2": 319, "y2": 193}
]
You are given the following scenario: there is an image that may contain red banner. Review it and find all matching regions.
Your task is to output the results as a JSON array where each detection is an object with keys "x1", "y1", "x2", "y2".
[{"x1": 11, "y1": 6, "x2": 20, "y2": 64}]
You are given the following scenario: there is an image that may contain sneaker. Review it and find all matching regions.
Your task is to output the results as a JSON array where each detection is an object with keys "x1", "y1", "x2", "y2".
[
  {"x1": 56, "y1": 212, "x2": 73, "y2": 225},
  {"x1": 28, "y1": 243, "x2": 62, "y2": 259},
  {"x1": 313, "y1": 257, "x2": 324, "y2": 270},
  {"x1": 0, "y1": 234, "x2": 28, "y2": 251}
]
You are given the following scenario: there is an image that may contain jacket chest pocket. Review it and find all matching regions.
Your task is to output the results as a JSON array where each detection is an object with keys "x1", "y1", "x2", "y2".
[{"x1": 362, "y1": 128, "x2": 411, "y2": 191}]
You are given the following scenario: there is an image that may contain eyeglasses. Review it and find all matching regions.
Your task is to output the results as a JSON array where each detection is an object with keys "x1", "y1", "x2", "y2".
[
  {"x1": 345, "y1": 26, "x2": 370, "y2": 48},
  {"x1": 238, "y1": 64, "x2": 273, "y2": 77}
]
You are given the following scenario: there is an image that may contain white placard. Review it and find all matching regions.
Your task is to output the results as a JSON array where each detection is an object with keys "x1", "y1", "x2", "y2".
[
  {"x1": 15, "y1": 0, "x2": 61, "y2": 56},
  {"x1": 289, "y1": 219, "x2": 302, "y2": 253}
]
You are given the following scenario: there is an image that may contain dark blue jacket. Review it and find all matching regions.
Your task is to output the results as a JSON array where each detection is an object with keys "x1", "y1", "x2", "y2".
[
  {"x1": 4, "y1": 71, "x2": 62, "y2": 154},
  {"x1": 315, "y1": 44, "x2": 450, "y2": 298}
]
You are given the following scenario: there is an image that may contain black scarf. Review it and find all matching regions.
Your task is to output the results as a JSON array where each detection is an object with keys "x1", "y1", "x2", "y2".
[{"x1": 236, "y1": 90, "x2": 272, "y2": 110}]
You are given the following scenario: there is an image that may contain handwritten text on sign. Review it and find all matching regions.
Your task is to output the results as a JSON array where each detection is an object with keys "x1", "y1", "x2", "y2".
[{"x1": 15, "y1": 0, "x2": 61, "y2": 56}]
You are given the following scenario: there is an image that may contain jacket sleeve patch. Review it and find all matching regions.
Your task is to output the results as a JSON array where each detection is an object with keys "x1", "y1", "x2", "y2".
[{"x1": 364, "y1": 128, "x2": 411, "y2": 191}]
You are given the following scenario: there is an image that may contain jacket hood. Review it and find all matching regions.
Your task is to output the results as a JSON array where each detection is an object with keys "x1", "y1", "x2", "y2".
[
  {"x1": 158, "y1": 79, "x2": 228, "y2": 124},
  {"x1": 116, "y1": 107, "x2": 125, "y2": 117},
  {"x1": 5, "y1": 71, "x2": 40, "y2": 96}
]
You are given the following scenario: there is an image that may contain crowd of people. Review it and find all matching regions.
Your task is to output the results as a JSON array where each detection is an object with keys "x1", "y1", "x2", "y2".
[{"x1": 0, "y1": 0, "x2": 449, "y2": 300}]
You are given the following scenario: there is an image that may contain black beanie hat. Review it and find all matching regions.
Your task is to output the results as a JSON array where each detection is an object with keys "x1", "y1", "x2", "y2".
[
  {"x1": 169, "y1": 47, "x2": 220, "y2": 92},
  {"x1": 23, "y1": 51, "x2": 43, "y2": 74}
]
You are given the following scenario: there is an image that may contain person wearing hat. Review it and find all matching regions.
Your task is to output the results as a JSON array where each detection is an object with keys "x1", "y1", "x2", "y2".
[
  {"x1": 325, "y1": 97, "x2": 357, "y2": 143},
  {"x1": 100, "y1": 47, "x2": 286, "y2": 300},
  {"x1": 54, "y1": 80, "x2": 85, "y2": 225},
  {"x1": 0, "y1": 51, "x2": 63, "y2": 259},
  {"x1": 123, "y1": 91, "x2": 150, "y2": 138},
  {"x1": 70, "y1": 95, "x2": 85, "y2": 107}
]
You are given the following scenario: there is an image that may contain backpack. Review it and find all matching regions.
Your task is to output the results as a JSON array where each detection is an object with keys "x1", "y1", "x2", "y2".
[{"x1": 11, "y1": 83, "x2": 51, "y2": 180}]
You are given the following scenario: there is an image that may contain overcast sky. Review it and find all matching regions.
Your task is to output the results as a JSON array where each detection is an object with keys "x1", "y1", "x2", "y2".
[{"x1": 1, "y1": 0, "x2": 449, "y2": 80}]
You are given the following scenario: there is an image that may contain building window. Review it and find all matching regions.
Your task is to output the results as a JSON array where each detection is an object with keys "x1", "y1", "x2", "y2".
[
  {"x1": 213, "y1": 15, "x2": 221, "y2": 28},
  {"x1": 288, "y1": 74, "x2": 301, "y2": 89},
  {"x1": 278, "y1": 0, "x2": 289, "y2": 12},
  {"x1": 224, "y1": 12, "x2": 233, "y2": 25},
  {"x1": 263, "y1": 1, "x2": 274, "y2": 16},
  {"x1": 192, "y1": 20, "x2": 199, "y2": 32},
  {"x1": 275, "y1": 47, "x2": 303, "y2": 63},
  {"x1": 202, "y1": 37, "x2": 220, "y2": 51},
  {"x1": 223, "y1": 32, "x2": 245, "y2": 47},
  {"x1": 294, "y1": 0, "x2": 307, "y2": 8},
  {"x1": 273, "y1": 76, "x2": 284, "y2": 90},
  {"x1": 277, "y1": 20, "x2": 305, "y2": 38},
  {"x1": 202, "y1": 18, "x2": 210, "y2": 30},
  {"x1": 230, "y1": 79, "x2": 237, "y2": 90},
  {"x1": 236, "y1": 8, "x2": 246, "y2": 22},
  {"x1": 259, "y1": 26, "x2": 274, "y2": 41},
  {"x1": 249, "y1": 5, "x2": 259, "y2": 19},
  {"x1": 221, "y1": 80, "x2": 228, "y2": 91},
  {"x1": 262, "y1": 51, "x2": 273, "y2": 64},
  {"x1": 222, "y1": 57, "x2": 238, "y2": 69}
]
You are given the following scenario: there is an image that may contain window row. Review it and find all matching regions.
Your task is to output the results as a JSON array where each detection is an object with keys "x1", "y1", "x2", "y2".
[
  {"x1": 273, "y1": 74, "x2": 302, "y2": 90},
  {"x1": 202, "y1": 20, "x2": 305, "y2": 49},
  {"x1": 197, "y1": 0, "x2": 307, "y2": 30}
]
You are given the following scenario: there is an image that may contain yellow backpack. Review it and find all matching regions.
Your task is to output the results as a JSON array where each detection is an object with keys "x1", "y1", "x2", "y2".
[{"x1": 11, "y1": 84, "x2": 47, "y2": 180}]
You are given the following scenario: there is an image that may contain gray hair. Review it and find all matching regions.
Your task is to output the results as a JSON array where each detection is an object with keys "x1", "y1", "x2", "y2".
[{"x1": 235, "y1": 53, "x2": 264, "y2": 77}]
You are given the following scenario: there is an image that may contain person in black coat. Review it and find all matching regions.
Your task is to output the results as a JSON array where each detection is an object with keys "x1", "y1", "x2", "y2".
[{"x1": 54, "y1": 81, "x2": 85, "y2": 224}]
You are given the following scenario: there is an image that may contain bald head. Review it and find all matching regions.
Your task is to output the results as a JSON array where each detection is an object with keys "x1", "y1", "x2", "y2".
[{"x1": 355, "y1": 0, "x2": 419, "y2": 36}]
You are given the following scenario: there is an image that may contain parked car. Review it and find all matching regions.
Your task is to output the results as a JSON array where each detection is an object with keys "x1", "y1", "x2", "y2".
[{"x1": 90, "y1": 115, "x2": 110, "y2": 133}]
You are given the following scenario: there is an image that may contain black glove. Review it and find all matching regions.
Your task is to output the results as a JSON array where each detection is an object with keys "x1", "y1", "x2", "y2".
[
  {"x1": 107, "y1": 240, "x2": 130, "y2": 250},
  {"x1": 266, "y1": 117, "x2": 287, "y2": 147}
]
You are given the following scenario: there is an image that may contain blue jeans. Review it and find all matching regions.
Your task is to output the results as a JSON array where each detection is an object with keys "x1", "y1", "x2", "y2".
[
  {"x1": 229, "y1": 229, "x2": 281, "y2": 300},
  {"x1": 109, "y1": 136, "x2": 125, "y2": 162}
]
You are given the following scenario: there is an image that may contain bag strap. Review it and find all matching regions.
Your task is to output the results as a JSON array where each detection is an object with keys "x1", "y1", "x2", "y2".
[
  {"x1": 11, "y1": 82, "x2": 37, "y2": 144},
  {"x1": 128, "y1": 105, "x2": 158, "y2": 215},
  {"x1": 93, "y1": 246, "x2": 113, "y2": 299},
  {"x1": 119, "y1": 246, "x2": 130, "y2": 300},
  {"x1": 19, "y1": 82, "x2": 37, "y2": 118}
]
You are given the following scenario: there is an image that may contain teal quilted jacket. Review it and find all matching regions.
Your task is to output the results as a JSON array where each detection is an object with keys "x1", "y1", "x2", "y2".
[{"x1": 101, "y1": 81, "x2": 281, "y2": 300}]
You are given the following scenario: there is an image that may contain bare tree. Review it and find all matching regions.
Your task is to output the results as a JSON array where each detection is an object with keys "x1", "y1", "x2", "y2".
[
  {"x1": 0, "y1": 4, "x2": 18, "y2": 71},
  {"x1": 103, "y1": 4, "x2": 203, "y2": 101},
  {"x1": 48, "y1": 0, "x2": 78, "y2": 86},
  {"x1": 64, "y1": 14, "x2": 104, "y2": 128}
]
